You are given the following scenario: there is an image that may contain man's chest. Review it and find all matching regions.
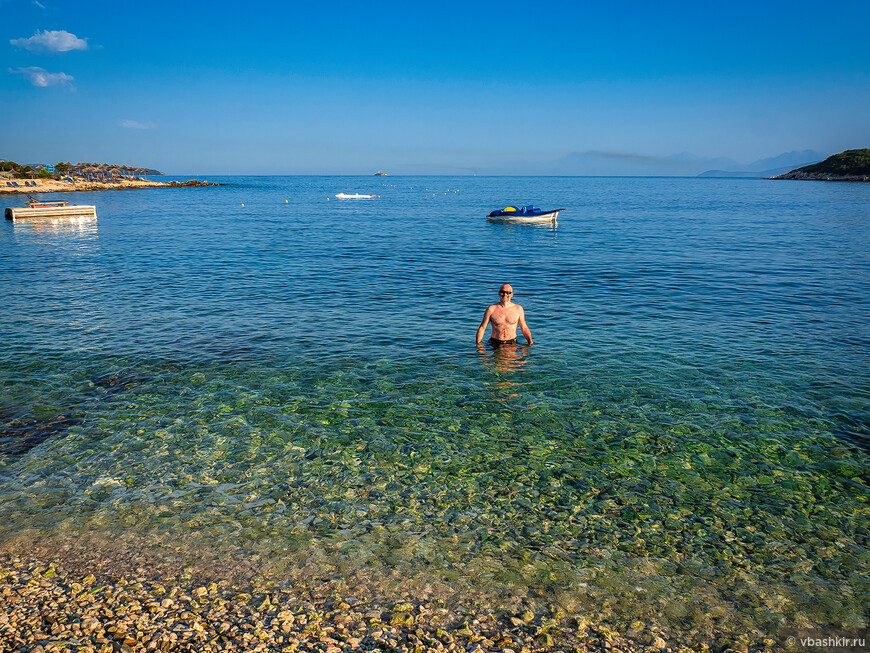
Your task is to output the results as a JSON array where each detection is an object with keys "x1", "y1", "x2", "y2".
[{"x1": 491, "y1": 307, "x2": 519, "y2": 324}]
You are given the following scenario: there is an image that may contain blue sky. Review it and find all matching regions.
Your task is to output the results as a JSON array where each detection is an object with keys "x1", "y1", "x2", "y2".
[{"x1": 2, "y1": 0, "x2": 869, "y2": 175}]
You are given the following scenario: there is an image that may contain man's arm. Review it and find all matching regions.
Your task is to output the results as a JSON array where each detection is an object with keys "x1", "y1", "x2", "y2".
[
  {"x1": 476, "y1": 306, "x2": 494, "y2": 343},
  {"x1": 517, "y1": 306, "x2": 533, "y2": 345}
]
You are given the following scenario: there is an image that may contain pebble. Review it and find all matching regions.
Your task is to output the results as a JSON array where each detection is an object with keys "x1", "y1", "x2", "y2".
[{"x1": 0, "y1": 554, "x2": 707, "y2": 653}]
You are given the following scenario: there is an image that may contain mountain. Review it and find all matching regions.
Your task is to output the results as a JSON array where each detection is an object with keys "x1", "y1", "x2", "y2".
[
  {"x1": 481, "y1": 149, "x2": 828, "y2": 177},
  {"x1": 697, "y1": 150, "x2": 827, "y2": 178},
  {"x1": 544, "y1": 151, "x2": 742, "y2": 176},
  {"x1": 772, "y1": 149, "x2": 870, "y2": 180},
  {"x1": 743, "y1": 150, "x2": 827, "y2": 172}
]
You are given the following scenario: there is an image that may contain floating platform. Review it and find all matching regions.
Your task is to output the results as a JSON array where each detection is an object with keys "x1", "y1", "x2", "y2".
[{"x1": 5, "y1": 197, "x2": 97, "y2": 221}]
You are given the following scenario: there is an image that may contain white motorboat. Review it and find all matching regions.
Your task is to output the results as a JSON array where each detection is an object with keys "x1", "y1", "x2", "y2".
[{"x1": 335, "y1": 192, "x2": 377, "y2": 199}]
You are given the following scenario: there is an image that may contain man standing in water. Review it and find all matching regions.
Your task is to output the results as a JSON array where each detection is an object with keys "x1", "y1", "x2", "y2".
[{"x1": 476, "y1": 283, "x2": 533, "y2": 346}]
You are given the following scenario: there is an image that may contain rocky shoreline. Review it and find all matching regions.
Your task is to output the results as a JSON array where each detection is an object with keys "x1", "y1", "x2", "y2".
[
  {"x1": 0, "y1": 179, "x2": 218, "y2": 195},
  {"x1": 0, "y1": 553, "x2": 693, "y2": 653},
  {"x1": 770, "y1": 171, "x2": 869, "y2": 181}
]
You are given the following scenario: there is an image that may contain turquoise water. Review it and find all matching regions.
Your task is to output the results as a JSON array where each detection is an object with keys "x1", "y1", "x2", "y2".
[{"x1": 1, "y1": 177, "x2": 868, "y2": 643}]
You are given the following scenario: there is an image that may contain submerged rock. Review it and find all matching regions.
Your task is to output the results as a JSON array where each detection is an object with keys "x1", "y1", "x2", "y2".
[
  {"x1": 0, "y1": 408, "x2": 84, "y2": 456},
  {"x1": 92, "y1": 369, "x2": 147, "y2": 393},
  {"x1": 0, "y1": 369, "x2": 148, "y2": 457}
]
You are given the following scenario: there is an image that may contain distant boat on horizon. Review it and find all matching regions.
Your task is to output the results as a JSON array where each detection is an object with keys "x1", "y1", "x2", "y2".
[{"x1": 374, "y1": 171, "x2": 388, "y2": 176}]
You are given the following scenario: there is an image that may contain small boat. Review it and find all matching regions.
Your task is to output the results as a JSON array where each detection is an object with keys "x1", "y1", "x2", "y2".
[
  {"x1": 5, "y1": 196, "x2": 97, "y2": 221},
  {"x1": 335, "y1": 193, "x2": 377, "y2": 199},
  {"x1": 487, "y1": 205, "x2": 563, "y2": 223},
  {"x1": 374, "y1": 171, "x2": 388, "y2": 176}
]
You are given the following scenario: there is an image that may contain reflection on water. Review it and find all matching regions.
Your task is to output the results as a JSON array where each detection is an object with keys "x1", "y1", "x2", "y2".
[
  {"x1": 10, "y1": 215, "x2": 99, "y2": 256},
  {"x1": 477, "y1": 342, "x2": 531, "y2": 399},
  {"x1": 477, "y1": 341, "x2": 530, "y2": 373},
  {"x1": 12, "y1": 215, "x2": 98, "y2": 237},
  {"x1": 486, "y1": 218, "x2": 558, "y2": 230}
]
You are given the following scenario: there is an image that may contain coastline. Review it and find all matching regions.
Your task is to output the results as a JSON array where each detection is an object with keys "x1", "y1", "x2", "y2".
[
  {"x1": 769, "y1": 172, "x2": 869, "y2": 181},
  {"x1": 0, "y1": 178, "x2": 217, "y2": 195}
]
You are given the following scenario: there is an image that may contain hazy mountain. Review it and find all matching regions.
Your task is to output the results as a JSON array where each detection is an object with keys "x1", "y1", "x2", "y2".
[
  {"x1": 743, "y1": 150, "x2": 825, "y2": 172},
  {"x1": 545, "y1": 151, "x2": 742, "y2": 176},
  {"x1": 697, "y1": 150, "x2": 826, "y2": 177},
  {"x1": 663, "y1": 152, "x2": 742, "y2": 174},
  {"x1": 697, "y1": 167, "x2": 793, "y2": 178},
  {"x1": 476, "y1": 149, "x2": 828, "y2": 177}
]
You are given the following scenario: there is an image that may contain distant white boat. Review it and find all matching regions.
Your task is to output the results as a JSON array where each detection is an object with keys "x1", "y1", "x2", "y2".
[{"x1": 335, "y1": 193, "x2": 377, "y2": 199}]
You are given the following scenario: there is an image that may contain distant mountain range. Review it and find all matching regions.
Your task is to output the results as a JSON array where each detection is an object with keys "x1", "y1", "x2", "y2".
[
  {"x1": 479, "y1": 149, "x2": 827, "y2": 177},
  {"x1": 696, "y1": 150, "x2": 827, "y2": 178}
]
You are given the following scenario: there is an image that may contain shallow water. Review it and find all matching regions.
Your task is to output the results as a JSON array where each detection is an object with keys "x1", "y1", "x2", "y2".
[{"x1": 1, "y1": 176, "x2": 868, "y2": 643}]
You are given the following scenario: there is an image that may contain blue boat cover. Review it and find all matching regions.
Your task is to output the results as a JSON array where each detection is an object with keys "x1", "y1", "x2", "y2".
[{"x1": 488, "y1": 205, "x2": 547, "y2": 217}]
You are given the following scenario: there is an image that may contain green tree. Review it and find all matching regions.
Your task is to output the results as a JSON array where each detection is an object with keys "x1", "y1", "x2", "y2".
[{"x1": 55, "y1": 162, "x2": 70, "y2": 174}]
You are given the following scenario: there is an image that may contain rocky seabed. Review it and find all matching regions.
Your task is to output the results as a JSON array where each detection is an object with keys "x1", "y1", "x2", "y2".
[{"x1": 0, "y1": 555, "x2": 710, "y2": 653}]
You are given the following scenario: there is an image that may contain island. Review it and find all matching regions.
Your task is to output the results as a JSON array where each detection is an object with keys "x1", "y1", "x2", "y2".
[
  {"x1": 771, "y1": 148, "x2": 870, "y2": 181},
  {"x1": 0, "y1": 159, "x2": 218, "y2": 194}
]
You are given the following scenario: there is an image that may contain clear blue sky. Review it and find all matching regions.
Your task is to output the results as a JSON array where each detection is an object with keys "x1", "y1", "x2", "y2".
[{"x1": 2, "y1": 0, "x2": 868, "y2": 175}]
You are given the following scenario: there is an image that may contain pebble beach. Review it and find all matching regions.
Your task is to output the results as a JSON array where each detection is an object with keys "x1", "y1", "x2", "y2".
[{"x1": 0, "y1": 552, "x2": 688, "y2": 653}]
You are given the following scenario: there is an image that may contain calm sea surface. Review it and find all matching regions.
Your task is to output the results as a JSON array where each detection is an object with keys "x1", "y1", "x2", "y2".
[{"x1": 1, "y1": 176, "x2": 868, "y2": 642}]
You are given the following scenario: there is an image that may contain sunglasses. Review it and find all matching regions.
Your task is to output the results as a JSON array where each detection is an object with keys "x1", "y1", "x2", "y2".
[{"x1": 499, "y1": 291, "x2": 513, "y2": 295}]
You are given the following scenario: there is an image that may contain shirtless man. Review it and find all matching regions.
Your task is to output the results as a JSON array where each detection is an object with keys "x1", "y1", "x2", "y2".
[{"x1": 476, "y1": 284, "x2": 533, "y2": 346}]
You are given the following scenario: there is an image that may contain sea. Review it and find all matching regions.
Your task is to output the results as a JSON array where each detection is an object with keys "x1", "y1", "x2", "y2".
[{"x1": 1, "y1": 176, "x2": 868, "y2": 645}]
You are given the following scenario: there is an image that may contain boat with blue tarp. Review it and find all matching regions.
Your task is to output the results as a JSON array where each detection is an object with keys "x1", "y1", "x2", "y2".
[{"x1": 487, "y1": 205, "x2": 563, "y2": 223}]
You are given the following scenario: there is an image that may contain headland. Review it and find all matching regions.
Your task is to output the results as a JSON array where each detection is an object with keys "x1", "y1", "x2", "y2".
[
  {"x1": 771, "y1": 148, "x2": 870, "y2": 181},
  {"x1": 0, "y1": 177, "x2": 218, "y2": 195},
  {"x1": 1, "y1": 158, "x2": 218, "y2": 194}
]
